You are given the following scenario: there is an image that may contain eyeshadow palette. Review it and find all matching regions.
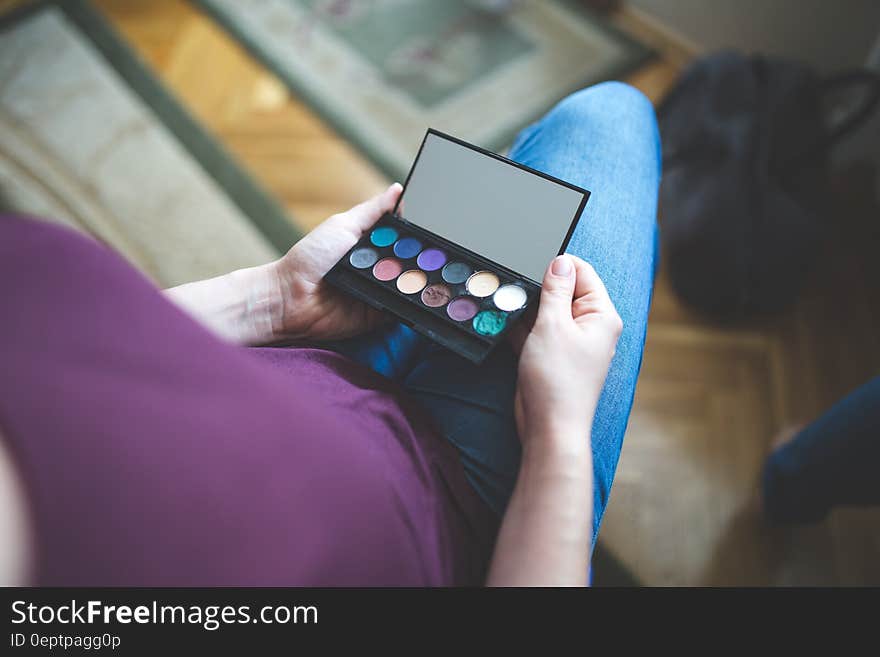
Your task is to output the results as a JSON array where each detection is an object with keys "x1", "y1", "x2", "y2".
[{"x1": 325, "y1": 130, "x2": 590, "y2": 364}]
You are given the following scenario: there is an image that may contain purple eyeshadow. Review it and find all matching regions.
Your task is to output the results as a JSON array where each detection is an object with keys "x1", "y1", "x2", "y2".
[
  {"x1": 446, "y1": 296, "x2": 480, "y2": 322},
  {"x1": 417, "y1": 248, "x2": 447, "y2": 271}
]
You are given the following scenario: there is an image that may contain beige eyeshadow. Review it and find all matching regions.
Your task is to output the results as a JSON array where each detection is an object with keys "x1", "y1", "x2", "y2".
[
  {"x1": 466, "y1": 271, "x2": 500, "y2": 298},
  {"x1": 396, "y1": 269, "x2": 428, "y2": 294}
]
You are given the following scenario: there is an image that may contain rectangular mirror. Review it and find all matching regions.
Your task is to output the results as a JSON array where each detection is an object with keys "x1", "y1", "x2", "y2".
[{"x1": 396, "y1": 131, "x2": 588, "y2": 283}]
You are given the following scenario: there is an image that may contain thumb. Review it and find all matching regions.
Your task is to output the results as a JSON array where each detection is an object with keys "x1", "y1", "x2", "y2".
[
  {"x1": 338, "y1": 183, "x2": 403, "y2": 233},
  {"x1": 538, "y1": 255, "x2": 576, "y2": 321}
]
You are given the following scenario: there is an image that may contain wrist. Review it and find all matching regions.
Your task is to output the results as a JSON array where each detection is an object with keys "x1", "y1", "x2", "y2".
[
  {"x1": 165, "y1": 261, "x2": 285, "y2": 346},
  {"x1": 521, "y1": 419, "x2": 593, "y2": 464},
  {"x1": 234, "y1": 260, "x2": 287, "y2": 345}
]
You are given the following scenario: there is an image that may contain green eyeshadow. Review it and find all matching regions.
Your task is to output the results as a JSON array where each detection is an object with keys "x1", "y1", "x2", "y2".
[{"x1": 472, "y1": 310, "x2": 507, "y2": 336}]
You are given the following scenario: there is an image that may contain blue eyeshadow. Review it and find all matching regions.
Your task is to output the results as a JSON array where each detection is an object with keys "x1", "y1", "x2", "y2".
[{"x1": 393, "y1": 237, "x2": 423, "y2": 259}]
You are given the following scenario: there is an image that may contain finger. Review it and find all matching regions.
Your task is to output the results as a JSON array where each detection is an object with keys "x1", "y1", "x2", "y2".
[
  {"x1": 570, "y1": 256, "x2": 614, "y2": 311},
  {"x1": 335, "y1": 183, "x2": 402, "y2": 234},
  {"x1": 537, "y1": 255, "x2": 576, "y2": 321}
]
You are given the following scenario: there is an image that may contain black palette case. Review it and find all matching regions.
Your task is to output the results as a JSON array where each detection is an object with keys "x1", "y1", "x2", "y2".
[{"x1": 325, "y1": 129, "x2": 590, "y2": 364}]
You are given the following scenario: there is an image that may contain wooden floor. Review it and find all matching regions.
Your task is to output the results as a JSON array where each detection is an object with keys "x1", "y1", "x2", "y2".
[{"x1": 46, "y1": 0, "x2": 880, "y2": 584}]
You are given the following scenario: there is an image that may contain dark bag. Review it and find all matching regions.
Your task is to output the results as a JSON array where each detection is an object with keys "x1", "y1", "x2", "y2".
[{"x1": 658, "y1": 51, "x2": 880, "y2": 319}]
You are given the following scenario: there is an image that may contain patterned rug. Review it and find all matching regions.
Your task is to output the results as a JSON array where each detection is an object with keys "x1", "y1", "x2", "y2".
[
  {"x1": 195, "y1": 0, "x2": 653, "y2": 179},
  {"x1": 0, "y1": 0, "x2": 300, "y2": 287}
]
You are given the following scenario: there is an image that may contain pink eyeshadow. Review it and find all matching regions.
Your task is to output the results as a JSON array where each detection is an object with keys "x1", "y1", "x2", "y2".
[{"x1": 373, "y1": 258, "x2": 403, "y2": 281}]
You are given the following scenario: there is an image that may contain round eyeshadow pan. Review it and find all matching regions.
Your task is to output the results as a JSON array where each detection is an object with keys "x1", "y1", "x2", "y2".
[
  {"x1": 441, "y1": 261, "x2": 472, "y2": 284},
  {"x1": 421, "y1": 283, "x2": 452, "y2": 308},
  {"x1": 397, "y1": 269, "x2": 428, "y2": 294},
  {"x1": 466, "y1": 271, "x2": 500, "y2": 298},
  {"x1": 373, "y1": 257, "x2": 403, "y2": 282},
  {"x1": 349, "y1": 247, "x2": 379, "y2": 269},
  {"x1": 473, "y1": 310, "x2": 507, "y2": 336},
  {"x1": 393, "y1": 237, "x2": 423, "y2": 259},
  {"x1": 446, "y1": 296, "x2": 480, "y2": 322},
  {"x1": 370, "y1": 226, "x2": 398, "y2": 247},
  {"x1": 493, "y1": 284, "x2": 528, "y2": 311},
  {"x1": 417, "y1": 248, "x2": 447, "y2": 271}
]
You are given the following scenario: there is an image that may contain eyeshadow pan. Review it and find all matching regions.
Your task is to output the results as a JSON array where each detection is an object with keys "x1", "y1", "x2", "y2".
[
  {"x1": 417, "y1": 248, "x2": 447, "y2": 271},
  {"x1": 349, "y1": 247, "x2": 379, "y2": 269},
  {"x1": 466, "y1": 271, "x2": 500, "y2": 298},
  {"x1": 421, "y1": 283, "x2": 452, "y2": 308},
  {"x1": 397, "y1": 269, "x2": 428, "y2": 294},
  {"x1": 373, "y1": 257, "x2": 403, "y2": 281},
  {"x1": 370, "y1": 226, "x2": 398, "y2": 247},
  {"x1": 447, "y1": 296, "x2": 479, "y2": 322},
  {"x1": 441, "y1": 261, "x2": 471, "y2": 284},
  {"x1": 393, "y1": 237, "x2": 423, "y2": 259},
  {"x1": 473, "y1": 310, "x2": 507, "y2": 336},
  {"x1": 493, "y1": 284, "x2": 527, "y2": 311}
]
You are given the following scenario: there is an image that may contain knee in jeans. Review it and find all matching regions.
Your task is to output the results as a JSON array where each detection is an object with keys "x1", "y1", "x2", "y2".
[{"x1": 550, "y1": 81, "x2": 655, "y2": 130}]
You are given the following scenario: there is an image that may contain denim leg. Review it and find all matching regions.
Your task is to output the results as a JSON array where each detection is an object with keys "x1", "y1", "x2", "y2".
[
  {"x1": 762, "y1": 376, "x2": 880, "y2": 523},
  {"x1": 402, "y1": 81, "x2": 661, "y2": 543},
  {"x1": 326, "y1": 323, "x2": 428, "y2": 382}
]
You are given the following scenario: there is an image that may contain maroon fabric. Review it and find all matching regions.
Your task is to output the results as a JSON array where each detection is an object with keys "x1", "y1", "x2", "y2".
[{"x1": 0, "y1": 216, "x2": 493, "y2": 585}]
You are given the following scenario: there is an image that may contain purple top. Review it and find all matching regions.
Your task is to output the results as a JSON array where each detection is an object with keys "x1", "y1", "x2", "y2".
[{"x1": 0, "y1": 216, "x2": 494, "y2": 585}]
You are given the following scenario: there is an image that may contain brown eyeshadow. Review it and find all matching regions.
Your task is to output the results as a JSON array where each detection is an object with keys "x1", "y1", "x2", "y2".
[{"x1": 421, "y1": 283, "x2": 452, "y2": 308}]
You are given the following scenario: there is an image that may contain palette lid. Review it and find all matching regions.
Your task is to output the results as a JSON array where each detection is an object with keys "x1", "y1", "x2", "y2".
[{"x1": 395, "y1": 130, "x2": 589, "y2": 284}]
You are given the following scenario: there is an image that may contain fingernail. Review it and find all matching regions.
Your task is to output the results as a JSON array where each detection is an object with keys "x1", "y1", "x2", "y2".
[{"x1": 551, "y1": 255, "x2": 572, "y2": 277}]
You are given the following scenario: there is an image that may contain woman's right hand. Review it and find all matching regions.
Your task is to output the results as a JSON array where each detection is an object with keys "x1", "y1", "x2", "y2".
[
  {"x1": 488, "y1": 255, "x2": 620, "y2": 586},
  {"x1": 513, "y1": 254, "x2": 622, "y2": 449}
]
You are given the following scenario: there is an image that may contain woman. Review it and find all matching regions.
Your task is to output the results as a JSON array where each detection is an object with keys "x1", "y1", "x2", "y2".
[{"x1": 0, "y1": 81, "x2": 659, "y2": 586}]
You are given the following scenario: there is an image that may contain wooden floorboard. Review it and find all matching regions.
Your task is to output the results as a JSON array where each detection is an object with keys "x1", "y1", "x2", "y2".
[
  {"x1": 9, "y1": 0, "x2": 877, "y2": 585},
  {"x1": 94, "y1": 0, "x2": 390, "y2": 232}
]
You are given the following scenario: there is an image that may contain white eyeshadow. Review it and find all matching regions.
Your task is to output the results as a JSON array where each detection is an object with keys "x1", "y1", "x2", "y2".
[{"x1": 493, "y1": 284, "x2": 527, "y2": 312}]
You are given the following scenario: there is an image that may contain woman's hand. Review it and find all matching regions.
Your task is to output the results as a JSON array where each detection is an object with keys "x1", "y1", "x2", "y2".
[
  {"x1": 165, "y1": 184, "x2": 401, "y2": 346},
  {"x1": 270, "y1": 183, "x2": 403, "y2": 342},
  {"x1": 487, "y1": 254, "x2": 621, "y2": 586},
  {"x1": 513, "y1": 254, "x2": 622, "y2": 449}
]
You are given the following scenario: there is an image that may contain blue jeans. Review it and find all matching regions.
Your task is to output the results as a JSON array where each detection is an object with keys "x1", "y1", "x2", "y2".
[
  {"x1": 332, "y1": 81, "x2": 661, "y2": 543},
  {"x1": 763, "y1": 376, "x2": 880, "y2": 523}
]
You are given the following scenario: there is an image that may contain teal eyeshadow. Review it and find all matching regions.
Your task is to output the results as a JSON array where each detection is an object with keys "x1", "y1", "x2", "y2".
[
  {"x1": 370, "y1": 226, "x2": 398, "y2": 247},
  {"x1": 472, "y1": 310, "x2": 507, "y2": 336}
]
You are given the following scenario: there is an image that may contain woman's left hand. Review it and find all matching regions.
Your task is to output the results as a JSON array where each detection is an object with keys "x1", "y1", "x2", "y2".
[{"x1": 270, "y1": 183, "x2": 402, "y2": 342}]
